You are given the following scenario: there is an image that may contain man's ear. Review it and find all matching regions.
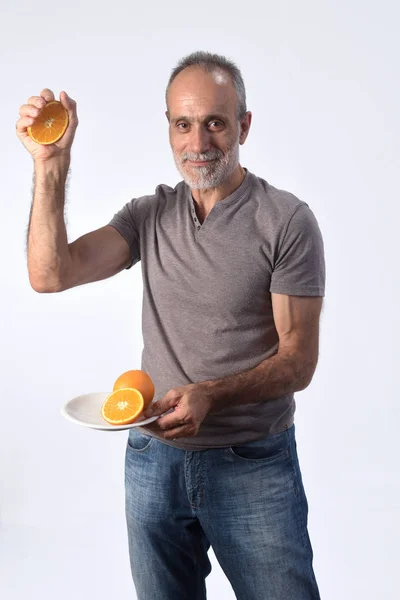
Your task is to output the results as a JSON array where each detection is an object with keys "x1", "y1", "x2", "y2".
[
  {"x1": 239, "y1": 111, "x2": 252, "y2": 145},
  {"x1": 165, "y1": 110, "x2": 170, "y2": 123}
]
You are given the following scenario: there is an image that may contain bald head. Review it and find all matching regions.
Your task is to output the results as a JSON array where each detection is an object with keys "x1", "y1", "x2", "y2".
[
  {"x1": 166, "y1": 66, "x2": 241, "y2": 123},
  {"x1": 166, "y1": 51, "x2": 247, "y2": 120}
]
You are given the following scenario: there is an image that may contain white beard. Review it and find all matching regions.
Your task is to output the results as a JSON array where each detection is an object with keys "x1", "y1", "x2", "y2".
[{"x1": 173, "y1": 135, "x2": 240, "y2": 190}]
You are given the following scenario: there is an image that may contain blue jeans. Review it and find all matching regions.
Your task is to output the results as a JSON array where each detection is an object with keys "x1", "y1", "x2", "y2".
[{"x1": 124, "y1": 423, "x2": 321, "y2": 600}]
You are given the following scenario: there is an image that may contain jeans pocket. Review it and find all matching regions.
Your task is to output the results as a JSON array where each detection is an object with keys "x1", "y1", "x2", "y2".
[
  {"x1": 126, "y1": 428, "x2": 154, "y2": 453},
  {"x1": 228, "y1": 429, "x2": 289, "y2": 463}
]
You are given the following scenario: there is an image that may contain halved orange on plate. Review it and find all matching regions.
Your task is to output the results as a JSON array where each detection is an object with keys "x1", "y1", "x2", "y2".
[
  {"x1": 61, "y1": 392, "x2": 159, "y2": 431},
  {"x1": 101, "y1": 388, "x2": 144, "y2": 425}
]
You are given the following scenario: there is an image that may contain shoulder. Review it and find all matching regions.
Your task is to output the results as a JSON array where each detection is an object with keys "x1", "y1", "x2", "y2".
[
  {"x1": 131, "y1": 181, "x2": 186, "y2": 210},
  {"x1": 250, "y1": 173, "x2": 309, "y2": 219},
  {"x1": 246, "y1": 171, "x2": 324, "y2": 250},
  {"x1": 126, "y1": 180, "x2": 186, "y2": 217}
]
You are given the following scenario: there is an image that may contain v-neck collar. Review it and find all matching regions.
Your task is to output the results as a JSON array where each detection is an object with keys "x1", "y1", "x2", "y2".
[{"x1": 186, "y1": 168, "x2": 253, "y2": 235}]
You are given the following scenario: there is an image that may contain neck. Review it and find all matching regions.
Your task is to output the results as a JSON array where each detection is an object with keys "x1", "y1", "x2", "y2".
[{"x1": 190, "y1": 164, "x2": 246, "y2": 213}]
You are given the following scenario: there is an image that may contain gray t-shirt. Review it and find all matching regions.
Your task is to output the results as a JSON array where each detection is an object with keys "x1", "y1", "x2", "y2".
[{"x1": 108, "y1": 169, "x2": 325, "y2": 450}]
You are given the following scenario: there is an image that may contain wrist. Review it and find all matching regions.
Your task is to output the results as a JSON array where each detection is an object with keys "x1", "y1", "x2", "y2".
[
  {"x1": 199, "y1": 379, "x2": 227, "y2": 413},
  {"x1": 34, "y1": 153, "x2": 71, "y2": 172},
  {"x1": 34, "y1": 155, "x2": 70, "y2": 186}
]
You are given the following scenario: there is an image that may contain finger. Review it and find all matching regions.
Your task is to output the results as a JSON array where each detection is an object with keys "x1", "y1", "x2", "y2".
[
  {"x1": 39, "y1": 88, "x2": 55, "y2": 102},
  {"x1": 162, "y1": 425, "x2": 192, "y2": 440},
  {"x1": 144, "y1": 421, "x2": 190, "y2": 440},
  {"x1": 27, "y1": 94, "x2": 50, "y2": 108},
  {"x1": 142, "y1": 420, "x2": 164, "y2": 434},
  {"x1": 16, "y1": 116, "x2": 36, "y2": 133},
  {"x1": 156, "y1": 413, "x2": 188, "y2": 430},
  {"x1": 144, "y1": 416, "x2": 186, "y2": 431},
  {"x1": 19, "y1": 103, "x2": 44, "y2": 118},
  {"x1": 144, "y1": 398, "x2": 176, "y2": 418},
  {"x1": 59, "y1": 90, "x2": 79, "y2": 124}
]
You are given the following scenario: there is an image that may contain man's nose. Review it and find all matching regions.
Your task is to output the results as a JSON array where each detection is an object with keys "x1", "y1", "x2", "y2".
[{"x1": 188, "y1": 126, "x2": 211, "y2": 155}]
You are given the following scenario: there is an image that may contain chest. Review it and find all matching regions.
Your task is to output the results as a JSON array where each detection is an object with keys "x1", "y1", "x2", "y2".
[{"x1": 141, "y1": 203, "x2": 275, "y2": 318}]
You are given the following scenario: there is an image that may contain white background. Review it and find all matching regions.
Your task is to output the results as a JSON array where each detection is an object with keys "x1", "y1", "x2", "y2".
[{"x1": 1, "y1": 0, "x2": 399, "y2": 598}]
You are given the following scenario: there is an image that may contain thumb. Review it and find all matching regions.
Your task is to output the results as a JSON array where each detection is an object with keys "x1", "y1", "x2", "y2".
[
  {"x1": 144, "y1": 395, "x2": 176, "y2": 418},
  {"x1": 60, "y1": 90, "x2": 78, "y2": 121}
]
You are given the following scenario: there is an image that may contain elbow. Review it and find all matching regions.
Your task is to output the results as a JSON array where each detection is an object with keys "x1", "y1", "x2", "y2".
[
  {"x1": 29, "y1": 277, "x2": 63, "y2": 294},
  {"x1": 296, "y1": 363, "x2": 318, "y2": 392}
]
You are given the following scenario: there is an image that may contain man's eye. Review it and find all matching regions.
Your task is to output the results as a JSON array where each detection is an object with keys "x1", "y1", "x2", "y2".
[
  {"x1": 177, "y1": 123, "x2": 188, "y2": 129},
  {"x1": 209, "y1": 121, "x2": 223, "y2": 129}
]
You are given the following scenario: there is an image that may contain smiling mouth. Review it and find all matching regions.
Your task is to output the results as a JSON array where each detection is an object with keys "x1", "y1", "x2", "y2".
[{"x1": 186, "y1": 159, "x2": 216, "y2": 166}]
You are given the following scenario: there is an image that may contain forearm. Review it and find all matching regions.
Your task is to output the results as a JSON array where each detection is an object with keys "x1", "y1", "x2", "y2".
[
  {"x1": 27, "y1": 155, "x2": 72, "y2": 292},
  {"x1": 205, "y1": 348, "x2": 316, "y2": 413}
]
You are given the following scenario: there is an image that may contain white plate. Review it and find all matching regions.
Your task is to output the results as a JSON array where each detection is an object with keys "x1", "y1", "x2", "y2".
[{"x1": 61, "y1": 392, "x2": 159, "y2": 431}]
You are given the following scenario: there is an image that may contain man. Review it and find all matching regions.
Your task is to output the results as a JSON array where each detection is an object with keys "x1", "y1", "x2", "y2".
[{"x1": 19, "y1": 51, "x2": 325, "y2": 599}]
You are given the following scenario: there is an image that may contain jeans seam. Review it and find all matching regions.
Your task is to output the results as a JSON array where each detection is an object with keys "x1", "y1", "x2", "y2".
[
  {"x1": 227, "y1": 446, "x2": 288, "y2": 463},
  {"x1": 287, "y1": 431, "x2": 321, "y2": 599},
  {"x1": 126, "y1": 437, "x2": 154, "y2": 453}
]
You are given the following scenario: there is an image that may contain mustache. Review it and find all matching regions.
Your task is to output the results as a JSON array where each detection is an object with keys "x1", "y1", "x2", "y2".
[{"x1": 182, "y1": 150, "x2": 223, "y2": 162}]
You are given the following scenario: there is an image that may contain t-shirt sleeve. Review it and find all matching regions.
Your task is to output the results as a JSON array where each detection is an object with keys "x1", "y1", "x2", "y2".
[
  {"x1": 107, "y1": 199, "x2": 141, "y2": 270},
  {"x1": 269, "y1": 203, "x2": 325, "y2": 296}
]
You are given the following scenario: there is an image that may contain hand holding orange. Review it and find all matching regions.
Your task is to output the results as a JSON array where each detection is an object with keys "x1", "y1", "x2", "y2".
[
  {"x1": 16, "y1": 89, "x2": 79, "y2": 162},
  {"x1": 101, "y1": 370, "x2": 155, "y2": 426},
  {"x1": 27, "y1": 100, "x2": 69, "y2": 145}
]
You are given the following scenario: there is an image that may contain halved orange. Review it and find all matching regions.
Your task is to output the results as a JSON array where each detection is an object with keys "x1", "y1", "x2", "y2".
[
  {"x1": 27, "y1": 100, "x2": 69, "y2": 145},
  {"x1": 101, "y1": 388, "x2": 144, "y2": 425},
  {"x1": 113, "y1": 370, "x2": 154, "y2": 409}
]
